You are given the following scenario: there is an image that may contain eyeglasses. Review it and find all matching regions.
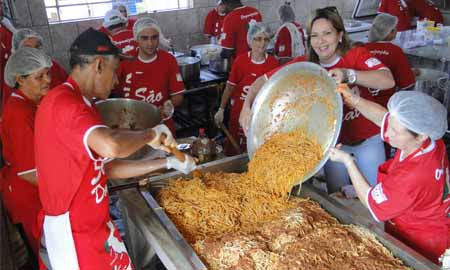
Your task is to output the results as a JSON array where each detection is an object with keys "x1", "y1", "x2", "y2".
[
  {"x1": 314, "y1": 6, "x2": 340, "y2": 17},
  {"x1": 253, "y1": 36, "x2": 271, "y2": 42}
]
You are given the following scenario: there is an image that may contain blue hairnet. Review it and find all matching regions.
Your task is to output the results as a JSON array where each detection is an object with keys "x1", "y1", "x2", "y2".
[
  {"x1": 103, "y1": 9, "x2": 127, "y2": 28},
  {"x1": 247, "y1": 20, "x2": 270, "y2": 46},
  {"x1": 369, "y1": 13, "x2": 398, "y2": 42},
  {"x1": 387, "y1": 91, "x2": 447, "y2": 140},
  {"x1": 4, "y1": 47, "x2": 52, "y2": 88},
  {"x1": 13, "y1": 28, "x2": 43, "y2": 51},
  {"x1": 133, "y1": 17, "x2": 171, "y2": 48}
]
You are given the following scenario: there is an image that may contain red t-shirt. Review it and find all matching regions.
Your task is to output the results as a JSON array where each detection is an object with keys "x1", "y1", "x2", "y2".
[
  {"x1": 110, "y1": 29, "x2": 138, "y2": 57},
  {"x1": 368, "y1": 118, "x2": 450, "y2": 263},
  {"x1": 363, "y1": 42, "x2": 415, "y2": 106},
  {"x1": 321, "y1": 47, "x2": 387, "y2": 144},
  {"x1": 0, "y1": 24, "x2": 13, "y2": 112},
  {"x1": 378, "y1": 0, "x2": 413, "y2": 31},
  {"x1": 50, "y1": 60, "x2": 68, "y2": 89},
  {"x1": 127, "y1": 17, "x2": 137, "y2": 31},
  {"x1": 116, "y1": 49, "x2": 185, "y2": 106},
  {"x1": 220, "y1": 6, "x2": 262, "y2": 56},
  {"x1": 274, "y1": 21, "x2": 306, "y2": 58},
  {"x1": 97, "y1": 26, "x2": 109, "y2": 35},
  {"x1": 0, "y1": 91, "x2": 42, "y2": 254},
  {"x1": 226, "y1": 52, "x2": 279, "y2": 153},
  {"x1": 204, "y1": 8, "x2": 226, "y2": 37},
  {"x1": 35, "y1": 78, "x2": 133, "y2": 269},
  {"x1": 409, "y1": 0, "x2": 443, "y2": 24}
]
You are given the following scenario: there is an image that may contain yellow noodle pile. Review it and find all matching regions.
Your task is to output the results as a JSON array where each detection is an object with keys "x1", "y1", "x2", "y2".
[
  {"x1": 248, "y1": 130, "x2": 322, "y2": 196},
  {"x1": 158, "y1": 129, "x2": 322, "y2": 242},
  {"x1": 158, "y1": 129, "x2": 409, "y2": 270}
]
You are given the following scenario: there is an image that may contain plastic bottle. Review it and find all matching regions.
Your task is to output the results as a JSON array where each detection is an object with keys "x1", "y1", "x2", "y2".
[{"x1": 193, "y1": 128, "x2": 216, "y2": 163}]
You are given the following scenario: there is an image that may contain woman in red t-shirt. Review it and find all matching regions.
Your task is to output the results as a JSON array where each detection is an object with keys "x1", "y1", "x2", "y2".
[
  {"x1": 308, "y1": 7, "x2": 395, "y2": 194},
  {"x1": 1, "y1": 47, "x2": 52, "y2": 259},
  {"x1": 2, "y1": 28, "x2": 68, "y2": 110},
  {"x1": 214, "y1": 21, "x2": 278, "y2": 155},
  {"x1": 330, "y1": 87, "x2": 449, "y2": 264}
]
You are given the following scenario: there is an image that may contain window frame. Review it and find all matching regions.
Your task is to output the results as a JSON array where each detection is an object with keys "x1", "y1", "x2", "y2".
[{"x1": 45, "y1": 0, "x2": 193, "y2": 24}]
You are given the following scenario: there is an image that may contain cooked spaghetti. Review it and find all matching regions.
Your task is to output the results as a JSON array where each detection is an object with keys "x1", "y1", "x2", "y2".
[
  {"x1": 157, "y1": 129, "x2": 409, "y2": 270},
  {"x1": 158, "y1": 129, "x2": 322, "y2": 242}
]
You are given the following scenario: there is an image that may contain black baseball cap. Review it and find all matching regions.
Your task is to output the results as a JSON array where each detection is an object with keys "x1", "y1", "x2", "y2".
[{"x1": 70, "y1": 28, "x2": 132, "y2": 59}]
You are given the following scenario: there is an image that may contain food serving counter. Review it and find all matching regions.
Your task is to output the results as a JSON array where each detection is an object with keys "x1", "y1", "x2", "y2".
[{"x1": 115, "y1": 155, "x2": 438, "y2": 270}]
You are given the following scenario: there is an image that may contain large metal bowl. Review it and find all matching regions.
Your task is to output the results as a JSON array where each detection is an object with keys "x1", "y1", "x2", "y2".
[
  {"x1": 248, "y1": 62, "x2": 342, "y2": 185},
  {"x1": 96, "y1": 98, "x2": 161, "y2": 159}
]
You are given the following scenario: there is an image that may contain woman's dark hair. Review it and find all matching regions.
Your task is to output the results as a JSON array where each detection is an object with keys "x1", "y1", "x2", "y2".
[{"x1": 307, "y1": 7, "x2": 352, "y2": 64}]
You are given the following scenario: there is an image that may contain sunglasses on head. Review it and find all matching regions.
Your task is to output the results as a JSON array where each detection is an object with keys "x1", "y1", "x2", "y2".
[{"x1": 314, "y1": 6, "x2": 340, "y2": 17}]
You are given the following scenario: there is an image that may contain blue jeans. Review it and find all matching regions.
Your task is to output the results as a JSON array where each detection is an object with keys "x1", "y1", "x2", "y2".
[{"x1": 324, "y1": 134, "x2": 386, "y2": 193}]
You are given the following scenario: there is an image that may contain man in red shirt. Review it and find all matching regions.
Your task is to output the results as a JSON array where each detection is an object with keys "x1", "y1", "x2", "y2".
[
  {"x1": 116, "y1": 18, "x2": 185, "y2": 133},
  {"x1": 331, "y1": 88, "x2": 449, "y2": 264},
  {"x1": 35, "y1": 28, "x2": 196, "y2": 270},
  {"x1": 364, "y1": 13, "x2": 415, "y2": 107},
  {"x1": 378, "y1": 0, "x2": 413, "y2": 31},
  {"x1": 102, "y1": 9, "x2": 138, "y2": 56},
  {"x1": 219, "y1": 0, "x2": 262, "y2": 59},
  {"x1": 409, "y1": 0, "x2": 444, "y2": 24},
  {"x1": 273, "y1": 2, "x2": 306, "y2": 64},
  {"x1": 204, "y1": 0, "x2": 227, "y2": 44}
]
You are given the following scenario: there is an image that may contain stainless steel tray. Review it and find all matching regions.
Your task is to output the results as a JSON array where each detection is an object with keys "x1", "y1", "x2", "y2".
[{"x1": 118, "y1": 155, "x2": 438, "y2": 270}]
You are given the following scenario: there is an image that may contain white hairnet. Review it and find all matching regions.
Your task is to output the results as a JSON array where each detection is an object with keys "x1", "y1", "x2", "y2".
[
  {"x1": 133, "y1": 17, "x2": 171, "y2": 48},
  {"x1": 278, "y1": 2, "x2": 295, "y2": 23},
  {"x1": 103, "y1": 9, "x2": 127, "y2": 28},
  {"x1": 13, "y1": 28, "x2": 43, "y2": 52},
  {"x1": 247, "y1": 20, "x2": 270, "y2": 46},
  {"x1": 4, "y1": 47, "x2": 52, "y2": 88},
  {"x1": 368, "y1": 13, "x2": 398, "y2": 42},
  {"x1": 387, "y1": 91, "x2": 448, "y2": 140}
]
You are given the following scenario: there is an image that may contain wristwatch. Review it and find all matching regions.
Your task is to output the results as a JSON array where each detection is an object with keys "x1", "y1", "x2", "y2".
[{"x1": 346, "y1": 69, "x2": 357, "y2": 84}]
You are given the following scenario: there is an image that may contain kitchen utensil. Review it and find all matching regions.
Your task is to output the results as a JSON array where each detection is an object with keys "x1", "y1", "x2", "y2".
[
  {"x1": 208, "y1": 56, "x2": 231, "y2": 74},
  {"x1": 96, "y1": 98, "x2": 161, "y2": 160},
  {"x1": 176, "y1": 56, "x2": 201, "y2": 81},
  {"x1": 217, "y1": 122, "x2": 241, "y2": 154},
  {"x1": 247, "y1": 61, "x2": 343, "y2": 186}
]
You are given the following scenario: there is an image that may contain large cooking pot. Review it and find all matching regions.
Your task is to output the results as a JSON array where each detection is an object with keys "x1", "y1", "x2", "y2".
[
  {"x1": 190, "y1": 44, "x2": 222, "y2": 65},
  {"x1": 96, "y1": 98, "x2": 161, "y2": 159},
  {"x1": 248, "y1": 62, "x2": 342, "y2": 186},
  {"x1": 208, "y1": 56, "x2": 231, "y2": 74},
  {"x1": 176, "y1": 56, "x2": 201, "y2": 82}
]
